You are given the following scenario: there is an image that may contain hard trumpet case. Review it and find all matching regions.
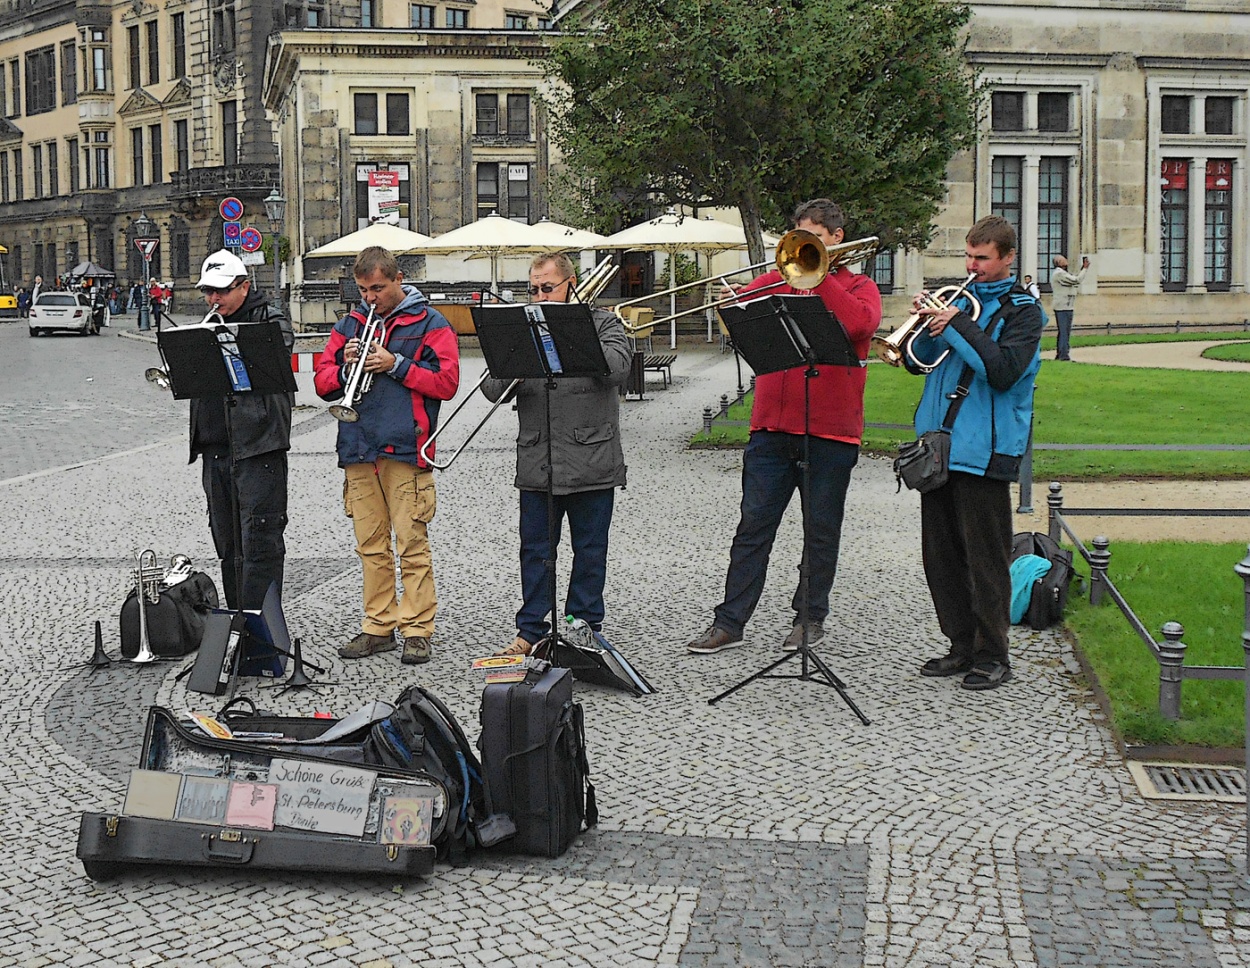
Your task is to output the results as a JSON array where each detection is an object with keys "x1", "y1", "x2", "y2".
[{"x1": 77, "y1": 706, "x2": 445, "y2": 881}]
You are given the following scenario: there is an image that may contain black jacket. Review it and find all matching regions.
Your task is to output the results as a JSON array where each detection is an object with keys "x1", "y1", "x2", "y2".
[{"x1": 188, "y1": 287, "x2": 295, "y2": 463}]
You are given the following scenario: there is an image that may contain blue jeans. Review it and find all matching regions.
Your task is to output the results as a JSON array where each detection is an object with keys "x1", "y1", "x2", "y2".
[
  {"x1": 1054, "y1": 309, "x2": 1073, "y2": 360},
  {"x1": 714, "y1": 430, "x2": 858, "y2": 638},
  {"x1": 517, "y1": 488, "x2": 615, "y2": 643}
]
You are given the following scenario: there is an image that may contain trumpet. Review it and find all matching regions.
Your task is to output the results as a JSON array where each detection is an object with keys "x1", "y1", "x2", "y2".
[
  {"x1": 615, "y1": 232, "x2": 881, "y2": 333},
  {"x1": 130, "y1": 549, "x2": 162, "y2": 664},
  {"x1": 144, "y1": 308, "x2": 227, "y2": 390},
  {"x1": 329, "y1": 304, "x2": 381, "y2": 423},
  {"x1": 871, "y1": 274, "x2": 981, "y2": 373}
]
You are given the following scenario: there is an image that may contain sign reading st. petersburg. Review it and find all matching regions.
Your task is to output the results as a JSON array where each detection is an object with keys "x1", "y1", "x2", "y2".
[
  {"x1": 239, "y1": 226, "x2": 263, "y2": 253},
  {"x1": 219, "y1": 196, "x2": 244, "y2": 223}
]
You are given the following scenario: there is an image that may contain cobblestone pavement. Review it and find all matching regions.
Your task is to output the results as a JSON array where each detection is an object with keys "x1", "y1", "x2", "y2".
[{"x1": 0, "y1": 323, "x2": 1247, "y2": 967}]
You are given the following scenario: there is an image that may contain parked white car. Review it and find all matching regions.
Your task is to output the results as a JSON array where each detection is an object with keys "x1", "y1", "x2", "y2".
[{"x1": 29, "y1": 291, "x2": 106, "y2": 336}]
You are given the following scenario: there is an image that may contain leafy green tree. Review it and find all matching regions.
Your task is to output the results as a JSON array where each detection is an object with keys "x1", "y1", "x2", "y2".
[{"x1": 544, "y1": 0, "x2": 979, "y2": 264}]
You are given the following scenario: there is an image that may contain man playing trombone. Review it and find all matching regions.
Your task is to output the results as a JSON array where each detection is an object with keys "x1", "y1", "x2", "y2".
[
  {"x1": 484, "y1": 252, "x2": 632, "y2": 656},
  {"x1": 686, "y1": 199, "x2": 882, "y2": 655},
  {"x1": 189, "y1": 250, "x2": 294, "y2": 611},
  {"x1": 314, "y1": 247, "x2": 460, "y2": 665}
]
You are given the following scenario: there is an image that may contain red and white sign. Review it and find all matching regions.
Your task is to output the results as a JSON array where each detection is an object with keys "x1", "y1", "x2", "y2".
[
  {"x1": 367, "y1": 170, "x2": 400, "y2": 224},
  {"x1": 240, "y1": 226, "x2": 263, "y2": 252},
  {"x1": 1160, "y1": 159, "x2": 1188, "y2": 190},
  {"x1": 1206, "y1": 159, "x2": 1233, "y2": 191},
  {"x1": 134, "y1": 238, "x2": 159, "y2": 259}
]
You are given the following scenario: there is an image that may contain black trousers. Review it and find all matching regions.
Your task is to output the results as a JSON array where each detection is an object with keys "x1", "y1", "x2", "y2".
[
  {"x1": 920, "y1": 472, "x2": 1012, "y2": 665},
  {"x1": 202, "y1": 451, "x2": 288, "y2": 611}
]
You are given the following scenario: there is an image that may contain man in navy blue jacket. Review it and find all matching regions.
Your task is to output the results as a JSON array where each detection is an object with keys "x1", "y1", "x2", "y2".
[{"x1": 905, "y1": 216, "x2": 1043, "y2": 691}]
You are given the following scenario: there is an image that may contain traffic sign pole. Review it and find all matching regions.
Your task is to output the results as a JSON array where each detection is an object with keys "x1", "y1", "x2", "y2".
[{"x1": 134, "y1": 237, "x2": 160, "y2": 332}]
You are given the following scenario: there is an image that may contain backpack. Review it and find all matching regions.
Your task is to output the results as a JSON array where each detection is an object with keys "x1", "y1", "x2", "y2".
[
  {"x1": 1010, "y1": 532, "x2": 1074, "y2": 630},
  {"x1": 364, "y1": 684, "x2": 514, "y2": 862},
  {"x1": 120, "y1": 571, "x2": 219, "y2": 658}
]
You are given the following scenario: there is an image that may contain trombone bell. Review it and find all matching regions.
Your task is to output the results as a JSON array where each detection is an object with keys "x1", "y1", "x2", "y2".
[{"x1": 776, "y1": 229, "x2": 830, "y2": 291}]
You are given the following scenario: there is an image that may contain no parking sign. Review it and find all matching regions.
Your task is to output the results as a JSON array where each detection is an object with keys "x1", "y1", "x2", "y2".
[
  {"x1": 240, "y1": 227, "x2": 263, "y2": 253},
  {"x1": 219, "y1": 197, "x2": 244, "y2": 222}
]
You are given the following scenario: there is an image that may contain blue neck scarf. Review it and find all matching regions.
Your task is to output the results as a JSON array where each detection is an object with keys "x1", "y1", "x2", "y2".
[{"x1": 966, "y1": 276, "x2": 1016, "y2": 329}]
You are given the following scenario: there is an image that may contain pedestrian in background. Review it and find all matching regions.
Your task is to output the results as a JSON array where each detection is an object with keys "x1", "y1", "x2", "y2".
[
  {"x1": 1050, "y1": 255, "x2": 1090, "y2": 361},
  {"x1": 1023, "y1": 274, "x2": 1041, "y2": 300},
  {"x1": 16, "y1": 288, "x2": 30, "y2": 318}
]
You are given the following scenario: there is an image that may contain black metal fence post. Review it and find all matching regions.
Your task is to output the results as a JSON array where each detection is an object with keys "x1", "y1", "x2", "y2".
[
  {"x1": 1158, "y1": 621, "x2": 1187, "y2": 720},
  {"x1": 1088, "y1": 536, "x2": 1112, "y2": 607},
  {"x1": 702, "y1": 406, "x2": 713, "y2": 435},
  {"x1": 1047, "y1": 482, "x2": 1064, "y2": 544}
]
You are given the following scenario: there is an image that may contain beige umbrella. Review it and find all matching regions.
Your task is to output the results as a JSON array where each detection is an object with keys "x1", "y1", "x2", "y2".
[
  {"x1": 599, "y1": 211, "x2": 753, "y2": 348},
  {"x1": 305, "y1": 221, "x2": 436, "y2": 258},
  {"x1": 407, "y1": 212, "x2": 568, "y2": 293},
  {"x1": 527, "y1": 217, "x2": 609, "y2": 251}
]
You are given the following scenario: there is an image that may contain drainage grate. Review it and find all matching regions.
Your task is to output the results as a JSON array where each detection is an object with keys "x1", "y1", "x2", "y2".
[{"x1": 1128, "y1": 762, "x2": 1247, "y2": 802}]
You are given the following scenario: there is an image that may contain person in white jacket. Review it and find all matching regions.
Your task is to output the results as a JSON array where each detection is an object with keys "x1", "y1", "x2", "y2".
[{"x1": 1050, "y1": 255, "x2": 1090, "y2": 361}]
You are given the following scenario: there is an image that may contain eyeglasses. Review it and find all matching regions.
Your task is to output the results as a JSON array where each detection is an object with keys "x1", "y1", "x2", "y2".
[
  {"x1": 199, "y1": 281, "x2": 242, "y2": 296},
  {"x1": 527, "y1": 277, "x2": 572, "y2": 295}
]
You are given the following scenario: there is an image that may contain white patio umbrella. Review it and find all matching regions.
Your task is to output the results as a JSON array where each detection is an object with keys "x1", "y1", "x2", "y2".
[
  {"x1": 526, "y1": 217, "x2": 609, "y2": 251},
  {"x1": 305, "y1": 221, "x2": 436, "y2": 258},
  {"x1": 599, "y1": 211, "x2": 753, "y2": 348},
  {"x1": 407, "y1": 212, "x2": 568, "y2": 294}
]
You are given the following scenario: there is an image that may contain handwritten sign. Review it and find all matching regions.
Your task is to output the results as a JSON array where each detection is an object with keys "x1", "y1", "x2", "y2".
[{"x1": 270, "y1": 758, "x2": 375, "y2": 837}]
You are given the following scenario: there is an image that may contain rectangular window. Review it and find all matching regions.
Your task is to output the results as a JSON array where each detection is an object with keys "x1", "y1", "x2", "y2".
[
  {"x1": 67, "y1": 137, "x2": 78, "y2": 193},
  {"x1": 131, "y1": 127, "x2": 144, "y2": 186},
  {"x1": 48, "y1": 140, "x2": 57, "y2": 196},
  {"x1": 991, "y1": 91, "x2": 1024, "y2": 132},
  {"x1": 213, "y1": 0, "x2": 237, "y2": 52},
  {"x1": 174, "y1": 229, "x2": 190, "y2": 278},
  {"x1": 31, "y1": 143, "x2": 43, "y2": 198},
  {"x1": 1160, "y1": 158, "x2": 1188, "y2": 291},
  {"x1": 0, "y1": 152, "x2": 7, "y2": 204},
  {"x1": 10, "y1": 60, "x2": 21, "y2": 116},
  {"x1": 505, "y1": 13, "x2": 529, "y2": 29},
  {"x1": 149, "y1": 122, "x2": 162, "y2": 183},
  {"x1": 1161, "y1": 95, "x2": 1190, "y2": 135},
  {"x1": 446, "y1": 8, "x2": 468, "y2": 28},
  {"x1": 92, "y1": 46, "x2": 107, "y2": 92},
  {"x1": 60, "y1": 42, "x2": 76, "y2": 105},
  {"x1": 128, "y1": 25, "x2": 140, "y2": 89},
  {"x1": 175, "y1": 119, "x2": 189, "y2": 172},
  {"x1": 361, "y1": 1, "x2": 377, "y2": 27},
  {"x1": 410, "y1": 4, "x2": 434, "y2": 28},
  {"x1": 507, "y1": 94, "x2": 530, "y2": 137},
  {"x1": 1037, "y1": 92, "x2": 1070, "y2": 133},
  {"x1": 507, "y1": 164, "x2": 530, "y2": 221},
  {"x1": 83, "y1": 144, "x2": 91, "y2": 188},
  {"x1": 386, "y1": 93, "x2": 409, "y2": 136},
  {"x1": 94, "y1": 147, "x2": 110, "y2": 189},
  {"x1": 146, "y1": 20, "x2": 159, "y2": 87},
  {"x1": 476, "y1": 162, "x2": 499, "y2": 218},
  {"x1": 172, "y1": 13, "x2": 186, "y2": 78},
  {"x1": 991, "y1": 156, "x2": 1023, "y2": 277},
  {"x1": 24, "y1": 47, "x2": 57, "y2": 116},
  {"x1": 353, "y1": 92, "x2": 378, "y2": 135},
  {"x1": 1036, "y1": 157, "x2": 1069, "y2": 287},
  {"x1": 1205, "y1": 96, "x2": 1234, "y2": 136},
  {"x1": 537, "y1": 17, "x2": 551, "y2": 30},
  {"x1": 0, "y1": 66, "x2": 6, "y2": 119},
  {"x1": 13, "y1": 147, "x2": 22, "y2": 199},
  {"x1": 476, "y1": 93, "x2": 498, "y2": 135},
  {"x1": 222, "y1": 101, "x2": 238, "y2": 165},
  {"x1": 33, "y1": 244, "x2": 43, "y2": 283},
  {"x1": 868, "y1": 250, "x2": 895, "y2": 295},
  {"x1": 1204, "y1": 159, "x2": 1233, "y2": 291}
]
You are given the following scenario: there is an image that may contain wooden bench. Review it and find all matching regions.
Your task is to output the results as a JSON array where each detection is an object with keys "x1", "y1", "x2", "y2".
[{"x1": 643, "y1": 353, "x2": 677, "y2": 387}]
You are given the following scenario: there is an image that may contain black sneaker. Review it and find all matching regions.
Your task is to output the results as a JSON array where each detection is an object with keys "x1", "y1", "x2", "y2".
[{"x1": 919, "y1": 653, "x2": 974, "y2": 677}]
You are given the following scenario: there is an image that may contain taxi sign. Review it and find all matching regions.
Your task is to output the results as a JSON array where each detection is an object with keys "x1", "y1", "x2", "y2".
[{"x1": 223, "y1": 221, "x2": 242, "y2": 248}]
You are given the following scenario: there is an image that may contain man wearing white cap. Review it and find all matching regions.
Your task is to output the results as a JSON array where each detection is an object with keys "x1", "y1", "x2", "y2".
[{"x1": 189, "y1": 249, "x2": 294, "y2": 610}]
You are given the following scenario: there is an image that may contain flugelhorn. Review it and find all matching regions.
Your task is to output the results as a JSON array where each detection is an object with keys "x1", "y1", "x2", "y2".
[
  {"x1": 329, "y1": 304, "x2": 381, "y2": 423},
  {"x1": 130, "y1": 548, "x2": 162, "y2": 664},
  {"x1": 145, "y1": 308, "x2": 227, "y2": 390},
  {"x1": 871, "y1": 274, "x2": 981, "y2": 373}
]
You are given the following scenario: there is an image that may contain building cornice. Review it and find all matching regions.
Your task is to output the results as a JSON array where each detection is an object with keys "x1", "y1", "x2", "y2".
[
  {"x1": 967, "y1": 51, "x2": 1114, "y2": 69},
  {"x1": 1138, "y1": 56, "x2": 1250, "y2": 71}
]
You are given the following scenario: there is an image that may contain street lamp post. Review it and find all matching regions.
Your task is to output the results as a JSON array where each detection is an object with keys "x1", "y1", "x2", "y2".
[
  {"x1": 132, "y1": 212, "x2": 157, "y2": 332},
  {"x1": 263, "y1": 188, "x2": 287, "y2": 311}
]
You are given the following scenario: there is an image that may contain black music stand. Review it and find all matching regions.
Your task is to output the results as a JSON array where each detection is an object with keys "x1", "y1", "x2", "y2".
[
  {"x1": 474, "y1": 303, "x2": 631, "y2": 683},
  {"x1": 156, "y1": 321, "x2": 313, "y2": 698},
  {"x1": 712, "y1": 294, "x2": 870, "y2": 724}
]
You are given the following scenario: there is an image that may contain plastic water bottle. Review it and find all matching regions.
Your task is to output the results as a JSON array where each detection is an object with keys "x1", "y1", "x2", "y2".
[
  {"x1": 564, "y1": 615, "x2": 595, "y2": 649},
  {"x1": 216, "y1": 328, "x2": 252, "y2": 391}
]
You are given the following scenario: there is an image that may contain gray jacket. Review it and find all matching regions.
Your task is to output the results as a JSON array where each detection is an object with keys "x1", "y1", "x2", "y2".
[
  {"x1": 482, "y1": 307, "x2": 631, "y2": 494},
  {"x1": 1050, "y1": 265, "x2": 1088, "y2": 312}
]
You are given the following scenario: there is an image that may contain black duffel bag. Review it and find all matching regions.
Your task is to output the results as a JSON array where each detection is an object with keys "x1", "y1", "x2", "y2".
[{"x1": 120, "y1": 572, "x2": 219, "y2": 658}]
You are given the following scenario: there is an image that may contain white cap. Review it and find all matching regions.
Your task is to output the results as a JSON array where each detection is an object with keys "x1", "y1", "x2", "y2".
[{"x1": 197, "y1": 250, "x2": 247, "y2": 288}]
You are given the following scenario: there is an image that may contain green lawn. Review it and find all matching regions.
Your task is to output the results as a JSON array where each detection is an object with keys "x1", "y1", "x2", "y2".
[
  {"x1": 1065, "y1": 541, "x2": 1249, "y2": 748},
  {"x1": 693, "y1": 344, "x2": 1250, "y2": 478},
  {"x1": 1203, "y1": 341, "x2": 1250, "y2": 363}
]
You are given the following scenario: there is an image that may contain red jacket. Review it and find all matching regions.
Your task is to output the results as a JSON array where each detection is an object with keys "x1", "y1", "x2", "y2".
[{"x1": 741, "y1": 266, "x2": 881, "y2": 443}]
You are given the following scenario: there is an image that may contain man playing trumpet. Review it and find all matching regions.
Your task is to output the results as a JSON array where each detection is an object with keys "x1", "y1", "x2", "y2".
[
  {"x1": 315, "y1": 246, "x2": 460, "y2": 665},
  {"x1": 686, "y1": 198, "x2": 882, "y2": 655}
]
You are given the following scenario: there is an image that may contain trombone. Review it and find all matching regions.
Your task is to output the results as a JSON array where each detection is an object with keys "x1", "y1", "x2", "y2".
[
  {"x1": 329, "y1": 303, "x2": 381, "y2": 423},
  {"x1": 419, "y1": 260, "x2": 619, "y2": 471},
  {"x1": 870, "y1": 273, "x2": 981, "y2": 373},
  {"x1": 613, "y1": 232, "x2": 881, "y2": 333}
]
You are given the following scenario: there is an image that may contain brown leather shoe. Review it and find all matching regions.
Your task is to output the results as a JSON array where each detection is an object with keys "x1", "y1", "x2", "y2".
[
  {"x1": 781, "y1": 622, "x2": 824, "y2": 651},
  {"x1": 493, "y1": 635, "x2": 535, "y2": 657},
  {"x1": 401, "y1": 636, "x2": 431, "y2": 665},
  {"x1": 686, "y1": 625, "x2": 743, "y2": 654},
  {"x1": 339, "y1": 631, "x2": 398, "y2": 659}
]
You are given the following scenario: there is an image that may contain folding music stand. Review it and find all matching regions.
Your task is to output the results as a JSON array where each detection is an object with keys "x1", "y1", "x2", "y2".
[
  {"x1": 475, "y1": 303, "x2": 640, "y2": 686},
  {"x1": 156, "y1": 321, "x2": 306, "y2": 698},
  {"x1": 713, "y1": 294, "x2": 870, "y2": 724}
]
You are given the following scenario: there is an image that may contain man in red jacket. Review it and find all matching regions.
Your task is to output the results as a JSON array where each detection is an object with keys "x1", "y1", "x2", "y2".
[
  {"x1": 687, "y1": 199, "x2": 881, "y2": 654},
  {"x1": 315, "y1": 246, "x2": 460, "y2": 665}
]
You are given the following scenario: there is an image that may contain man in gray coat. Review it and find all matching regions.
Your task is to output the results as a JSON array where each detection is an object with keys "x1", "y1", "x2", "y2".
[
  {"x1": 1050, "y1": 255, "x2": 1090, "y2": 361},
  {"x1": 483, "y1": 252, "x2": 631, "y2": 655}
]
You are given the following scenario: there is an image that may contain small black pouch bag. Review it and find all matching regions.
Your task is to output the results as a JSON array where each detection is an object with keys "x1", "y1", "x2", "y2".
[{"x1": 895, "y1": 364, "x2": 974, "y2": 494}]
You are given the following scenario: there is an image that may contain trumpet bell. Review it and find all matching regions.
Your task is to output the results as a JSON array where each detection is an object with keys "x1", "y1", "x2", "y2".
[
  {"x1": 145, "y1": 367, "x2": 171, "y2": 390},
  {"x1": 776, "y1": 229, "x2": 829, "y2": 290},
  {"x1": 328, "y1": 403, "x2": 361, "y2": 423},
  {"x1": 869, "y1": 334, "x2": 906, "y2": 367}
]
